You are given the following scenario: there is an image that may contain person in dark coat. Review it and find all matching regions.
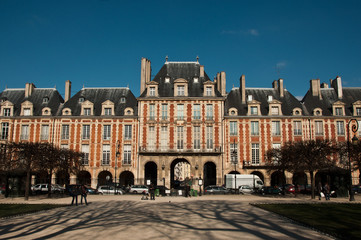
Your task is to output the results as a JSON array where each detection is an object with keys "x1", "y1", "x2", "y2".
[
  {"x1": 150, "y1": 183, "x2": 155, "y2": 200},
  {"x1": 71, "y1": 185, "x2": 79, "y2": 206},
  {"x1": 80, "y1": 185, "x2": 88, "y2": 205}
]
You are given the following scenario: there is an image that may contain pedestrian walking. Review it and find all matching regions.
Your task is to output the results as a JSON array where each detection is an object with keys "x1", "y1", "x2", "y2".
[
  {"x1": 150, "y1": 183, "x2": 155, "y2": 200},
  {"x1": 80, "y1": 185, "x2": 88, "y2": 205},
  {"x1": 70, "y1": 185, "x2": 79, "y2": 206},
  {"x1": 324, "y1": 183, "x2": 330, "y2": 200}
]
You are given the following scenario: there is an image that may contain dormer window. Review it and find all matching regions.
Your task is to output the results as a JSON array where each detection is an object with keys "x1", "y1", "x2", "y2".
[
  {"x1": 174, "y1": 78, "x2": 188, "y2": 97},
  {"x1": 247, "y1": 95, "x2": 253, "y2": 102},
  {"x1": 356, "y1": 107, "x2": 361, "y2": 116},
  {"x1": 124, "y1": 107, "x2": 134, "y2": 116},
  {"x1": 3, "y1": 108, "x2": 10, "y2": 117},
  {"x1": 194, "y1": 77, "x2": 199, "y2": 83},
  {"x1": 268, "y1": 95, "x2": 273, "y2": 102},
  {"x1": 42, "y1": 107, "x2": 51, "y2": 116},
  {"x1": 81, "y1": 100, "x2": 94, "y2": 116},
  {"x1": 104, "y1": 108, "x2": 112, "y2": 115},
  {"x1": 165, "y1": 77, "x2": 170, "y2": 83},
  {"x1": 313, "y1": 108, "x2": 322, "y2": 116},
  {"x1": 79, "y1": 97, "x2": 85, "y2": 103},
  {"x1": 292, "y1": 108, "x2": 302, "y2": 116},
  {"x1": 43, "y1": 97, "x2": 49, "y2": 104},
  {"x1": 332, "y1": 101, "x2": 345, "y2": 116},
  {"x1": 206, "y1": 87, "x2": 212, "y2": 96},
  {"x1": 149, "y1": 87, "x2": 155, "y2": 96},
  {"x1": 335, "y1": 107, "x2": 343, "y2": 116},
  {"x1": 120, "y1": 97, "x2": 126, "y2": 103},
  {"x1": 250, "y1": 106, "x2": 258, "y2": 115},
  {"x1": 62, "y1": 108, "x2": 72, "y2": 116},
  {"x1": 177, "y1": 85, "x2": 185, "y2": 96},
  {"x1": 84, "y1": 108, "x2": 91, "y2": 116},
  {"x1": 23, "y1": 108, "x2": 31, "y2": 116}
]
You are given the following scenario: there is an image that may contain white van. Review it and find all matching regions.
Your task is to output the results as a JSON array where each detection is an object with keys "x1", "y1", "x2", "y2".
[{"x1": 225, "y1": 174, "x2": 264, "y2": 189}]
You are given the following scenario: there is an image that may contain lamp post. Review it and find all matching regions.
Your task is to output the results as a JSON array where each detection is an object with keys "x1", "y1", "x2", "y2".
[
  {"x1": 231, "y1": 139, "x2": 237, "y2": 194},
  {"x1": 115, "y1": 140, "x2": 120, "y2": 195},
  {"x1": 347, "y1": 119, "x2": 358, "y2": 202}
]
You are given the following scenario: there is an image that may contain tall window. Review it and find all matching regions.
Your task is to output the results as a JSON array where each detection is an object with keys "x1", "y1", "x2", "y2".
[
  {"x1": 206, "y1": 87, "x2": 212, "y2": 96},
  {"x1": 315, "y1": 121, "x2": 323, "y2": 136},
  {"x1": 160, "y1": 126, "x2": 168, "y2": 151},
  {"x1": 206, "y1": 104, "x2": 213, "y2": 120},
  {"x1": 102, "y1": 145, "x2": 110, "y2": 165},
  {"x1": 335, "y1": 107, "x2": 343, "y2": 116},
  {"x1": 230, "y1": 121, "x2": 237, "y2": 136},
  {"x1": 337, "y1": 121, "x2": 345, "y2": 135},
  {"x1": 293, "y1": 121, "x2": 302, "y2": 136},
  {"x1": 3, "y1": 108, "x2": 10, "y2": 117},
  {"x1": 149, "y1": 87, "x2": 155, "y2": 96},
  {"x1": 81, "y1": 145, "x2": 89, "y2": 165},
  {"x1": 230, "y1": 143, "x2": 238, "y2": 163},
  {"x1": 177, "y1": 104, "x2": 184, "y2": 120},
  {"x1": 272, "y1": 121, "x2": 281, "y2": 136},
  {"x1": 104, "y1": 108, "x2": 112, "y2": 116},
  {"x1": 84, "y1": 108, "x2": 91, "y2": 116},
  {"x1": 206, "y1": 126, "x2": 213, "y2": 149},
  {"x1": 177, "y1": 85, "x2": 185, "y2": 96},
  {"x1": 1, "y1": 123, "x2": 9, "y2": 140},
  {"x1": 103, "y1": 125, "x2": 111, "y2": 140},
  {"x1": 61, "y1": 125, "x2": 69, "y2": 140},
  {"x1": 250, "y1": 106, "x2": 258, "y2": 115},
  {"x1": 271, "y1": 106, "x2": 279, "y2": 115},
  {"x1": 149, "y1": 104, "x2": 155, "y2": 120},
  {"x1": 23, "y1": 108, "x2": 31, "y2": 116},
  {"x1": 356, "y1": 108, "x2": 361, "y2": 116},
  {"x1": 193, "y1": 126, "x2": 200, "y2": 150},
  {"x1": 251, "y1": 143, "x2": 260, "y2": 165},
  {"x1": 161, "y1": 104, "x2": 168, "y2": 120},
  {"x1": 251, "y1": 121, "x2": 259, "y2": 136},
  {"x1": 177, "y1": 126, "x2": 184, "y2": 150},
  {"x1": 148, "y1": 126, "x2": 155, "y2": 150},
  {"x1": 124, "y1": 125, "x2": 132, "y2": 140},
  {"x1": 123, "y1": 144, "x2": 131, "y2": 164},
  {"x1": 41, "y1": 125, "x2": 49, "y2": 140},
  {"x1": 82, "y1": 125, "x2": 90, "y2": 140},
  {"x1": 21, "y1": 125, "x2": 29, "y2": 140},
  {"x1": 193, "y1": 104, "x2": 201, "y2": 120}
]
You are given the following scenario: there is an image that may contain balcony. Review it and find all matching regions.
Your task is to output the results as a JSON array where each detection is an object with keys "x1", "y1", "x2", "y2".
[
  {"x1": 122, "y1": 160, "x2": 132, "y2": 165},
  {"x1": 139, "y1": 146, "x2": 222, "y2": 156}
]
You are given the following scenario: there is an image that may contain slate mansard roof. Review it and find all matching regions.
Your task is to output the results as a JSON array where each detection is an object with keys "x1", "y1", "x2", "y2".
[
  {"x1": 140, "y1": 61, "x2": 223, "y2": 98},
  {"x1": 225, "y1": 87, "x2": 303, "y2": 116},
  {"x1": 0, "y1": 88, "x2": 64, "y2": 116},
  {"x1": 61, "y1": 87, "x2": 138, "y2": 116}
]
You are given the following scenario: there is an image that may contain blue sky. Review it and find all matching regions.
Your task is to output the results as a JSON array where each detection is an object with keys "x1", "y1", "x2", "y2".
[{"x1": 1, "y1": 0, "x2": 361, "y2": 99}]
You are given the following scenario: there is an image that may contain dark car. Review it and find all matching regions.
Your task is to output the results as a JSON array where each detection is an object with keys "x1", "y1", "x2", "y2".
[
  {"x1": 261, "y1": 186, "x2": 282, "y2": 195},
  {"x1": 204, "y1": 185, "x2": 230, "y2": 195},
  {"x1": 85, "y1": 186, "x2": 99, "y2": 195},
  {"x1": 352, "y1": 185, "x2": 361, "y2": 194},
  {"x1": 297, "y1": 184, "x2": 312, "y2": 194},
  {"x1": 281, "y1": 184, "x2": 296, "y2": 194}
]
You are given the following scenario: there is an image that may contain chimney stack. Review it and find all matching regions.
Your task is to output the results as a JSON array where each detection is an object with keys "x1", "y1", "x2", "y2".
[
  {"x1": 278, "y1": 78, "x2": 284, "y2": 98},
  {"x1": 220, "y1": 71, "x2": 226, "y2": 96},
  {"x1": 65, "y1": 80, "x2": 72, "y2": 102},
  {"x1": 330, "y1": 76, "x2": 343, "y2": 99},
  {"x1": 216, "y1": 72, "x2": 221, "y2": 93},
  {"x1": 140, "y1": 58, "x2": 151, "y2": 94},
  {"x1": 310, "y1": 79, "x2": 322, "y2": 100},
  {"x1": 200, "y1": 65, "x2": 204, "y2": 78},
  {"x1": 25, "y1": 83, "x2": 35, "y2": 98},
  {"x1": 240, "y1": 75, "x2": 246, "y2": 103}
]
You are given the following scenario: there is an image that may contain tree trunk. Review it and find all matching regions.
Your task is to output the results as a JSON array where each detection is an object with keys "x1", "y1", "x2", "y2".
[
  {"x1": 310, "y1": 170, "x2": 315, "y2": 199},
  {"x1": 48, "y1": 170, "x2": 52, "y2": 198},
  {"x1": 24, "y1": 168, "x2": 31, "y2": 200}
]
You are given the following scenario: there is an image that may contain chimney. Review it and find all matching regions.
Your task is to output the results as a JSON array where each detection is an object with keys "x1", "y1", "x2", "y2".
[
  {"x1": 200, "y1": 65, "x2": 204, "y2": 78},
  {"x1": 146, "y1": 59, "x2": 151, "y2": 83},
  {"x1": 330, "y1": 76, "x2": 343, "y2": 99},
  {"x1": 278, "y1": 78, "x2": 284, "y2": 98},
  {"x1": 272, "y1": 80, "x2": 278, "y2": 90},
  {"x1": 216, "y1": 72, "x2": 221, "y2": 93},
  {"x1": 65, "y1": 80, "x2": 72, "y2": 102},
  {"x1": 25, "y1": 83, "x2": 35, "y2": 98},
  {"x1": 240, "y1": 75, "x2": 246, "y2": 103},
  {"x1": 140, "y1": 58, "x2": 149, "y2": 94},
  {"x1": 220, "y1": 71, "x2": 226, "y2": 96},
  {"x1": 321, "y1": 82, "x2": 329, "y2": 88},
  {"x1": 310, "y1": 79, "x2": 322, "y2": 100}
]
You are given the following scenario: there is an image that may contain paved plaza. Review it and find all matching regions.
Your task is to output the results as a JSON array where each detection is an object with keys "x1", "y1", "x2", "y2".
[{"x1": 1, "y1": 194, "x2": 359, "y2": 240}]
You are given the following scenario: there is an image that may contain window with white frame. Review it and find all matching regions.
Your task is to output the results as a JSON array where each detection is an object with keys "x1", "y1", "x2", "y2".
[
  {"x1": 82, "y1": 125, "x2": 90, "y2": 140},
  {"x1": 271, "y1": 106, "x2": 280, "y2": 115},
  {"x1": 294, "y1": 121, "x2": 302, "y2": 136},
  {"x1": 148, "y1": 126, "x2": 155, "y2": 150},
  {"x1": 272, "y1": 143, "x2": 281, "y2": 149},
  {"x1": 206, "y1": 104, "x2": 213, "y2": 120},
  {"x1": 356, "y1": 108, "x2": 361, "y2": 116},
  {"x1": 23, "y1": 108, "x2": 31, "y2": 116},
  {"x1": 84, "y1": 108, "x2": 91, "y2": 116},
  {"x1": 149, "y1": 87, "x2": 155, "y2": 96},
  {"x1": 41, "y1": 125, "x2": 49, "y2": 140},
  {"x1": 206, "y1": 87, "x2": 212, "y2": 96},
  {"x1": 177, "y1": 104, "x2": 184, "y2": 120},
  {"x1": 335, "y1": 107, "x2": 343, "y2": 116},
  {"x1": 123, "y1": 144, "x2": 131, "y2": 164},
  {"x1": 177, "y1": 85, "x2": 185, "y2": 96},
  {"x1": 230, "y1": 142, "x2": 238, "y2": 163},
  {"x1": 124, "y1": 125, "x2": 132, "y2": 140},
  {"x1": 272, "y1": 121, "x2": 281, "y2": 136},
  {"x1": 21, "y1": 125, "x2": 29, "y2": 140},
  {"x1": 230, "y1": 121, "x2": 237, "y2": 136},
  {"x1": 3, "y1": 108, "x2": 10, "y2": 117},
  {"x1": 177, "y1": 126, "x2": 184, "y2": 150},
  {"x1": 193, "y1": 126, "x2": 200, "y2": 150},
  {"x1": 61, "y1": 125, "x2": 69, "y2": 140},
  {"x1": 161, "y1": 104, "x2": 168, "y2": 120},
  {"x1": 315, "y1": 121, "x2": 323, "y2": 136},
  {"x1": 206, "y1": 126, "x2": 213, "y2": 149},
  {"x1": 250, "y1": 106, "x2": 258, "y2": 115},
  {"x1": 1, "y1": 123, "x2": 9, "y2": 140},
  {"x1": 251, "y1": 143, "x2": 260, "y2": 165},
  {"x1": 81, "y1": 145, "x2": 89, "y2": 165},
  {"x1": 251, "y1": 121, "x2": 259, "y2": 136},
  {"x1": 103, "y1": 125, "x2": 111, "y2": 140},
  {"x1": 193, "y1": 104, "x2": 201, "y2": 120},
  {"x1": 337, "y1": 121, "x2": 345, "y2": 135},
  {"x1": 160, "y1": 126, "x2": 168, "y2": 151},
  {"x1": 149, "y1": 104, "x2": 155, "y2": 120},
  {"x1": 102, "y1": 145, "x2": 110, "y2": 165},
  {"x1": 104, "y1": 108, "x2": 112, "y2": 116}
]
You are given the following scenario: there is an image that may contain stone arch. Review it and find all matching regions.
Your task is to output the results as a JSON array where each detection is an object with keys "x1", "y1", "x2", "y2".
[
  {"x1": 145, "y1": 161, "x2": 157, "y2": 185},
  {"x1": 119, "y1": 171, "x2": 135, "y2": 187},
  {"x1": 171, "y1": 158, "x2": 190, "y2": 189},
  {"x1": 77, "y1": 171, "x2": 91, "y2": 185},
  {"x1": 203, "y1": 161, "x2": 216, "y2": 187},
  {"x1": 270, "y1": 171, "x2": 285, "y2": 187},
  {"x1": 56, "y1": 170, "x2": 70, "y2": 186},
  {"x1": 98, "y1": 171, "x2": 112, "y2": 187}
]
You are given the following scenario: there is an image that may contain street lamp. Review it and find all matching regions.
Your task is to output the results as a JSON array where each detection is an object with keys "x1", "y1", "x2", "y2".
[
  {"x1": 231, "y1": 139, "x2": 238, "y2": 194},
  {"x1": 115, "y1": 140, "x2": 120, "y2": 195},
  {"x1": 347, "y1": 119, "x2": 358, "y2": 201}
]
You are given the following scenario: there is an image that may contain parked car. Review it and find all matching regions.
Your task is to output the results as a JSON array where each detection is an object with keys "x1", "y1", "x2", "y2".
[
  {"x1": 282, "y1": 184, "x2": 296, "y2": 194},
  {"x1": 239, "y1": 185, "x2": 253, "y2": 194},
  {"x1": 85, "y1": 186, "x2": 99, "y2": 195},
  {"x1": 31, "y1": 184, "x2": 65, "y2": 194},
  {"x1": 297, "y1": 184, "x2": 312, "y2": 194},
  {"x1": 260, "y1": 186, "x2": 282, "y2": 195},
  {"x1": 129, "y1": 185, "x2": 149, "y2": 194},
  {"x1": 352, "y1": 185, "x2": 361, "y2": 194},
  {"x1": 204, "y1": 185, "x2": 230, "y2": 195},
  {"x1": 97, "y1": 185, "x2": 123, "y2": 195}
]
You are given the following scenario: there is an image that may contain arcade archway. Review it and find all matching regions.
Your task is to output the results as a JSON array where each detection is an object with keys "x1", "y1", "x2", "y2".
[
  {"x1": 98, "y1": 171, "x2": 112, "y2": 186},
  {"x1": 145, "y1": 162, "x2": 157, "y2": 185},
  {"x1": 77, "y1": 171, "x2": 91, "y2": 185},
  {"x1": 56, "y1": 170, "x2": 70, "y2": 186},
  {"x1": 271, "y1": 171, "x2": 285, "y2": 187},
  {"x1": 203, "y1": 162, "x2": 216, "y2": 187},
  {"x1": 119, "y1": 171, "x2": 134, "y2": 187},
  {"x1": 171, "y1": 158, "x2": 190, "y2": 189}
]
